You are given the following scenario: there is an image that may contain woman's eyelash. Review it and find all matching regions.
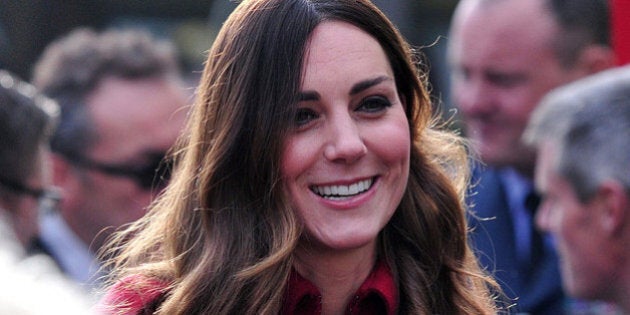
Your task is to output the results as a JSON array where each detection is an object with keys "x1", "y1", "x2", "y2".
[
  {"x1": 294, "y1": 95, "x2": 391, "y2": 127},
  {"x1": 357, "y1": 96, "x2": 392, "y2": 112},
  {"x1": 294, "y1": 108, "x2": 318, "y2": 126}
]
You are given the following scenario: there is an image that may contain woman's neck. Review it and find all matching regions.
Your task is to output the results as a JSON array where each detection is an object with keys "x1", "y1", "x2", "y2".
[{"x1": 293, "y1": 241, "x2": 377, "y2": 315}]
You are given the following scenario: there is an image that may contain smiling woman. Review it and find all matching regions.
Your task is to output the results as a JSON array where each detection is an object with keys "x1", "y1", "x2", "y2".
[
  {"x1": 282, "y1": 22, "x2": 410, "y2": 263},
  {"x1": 98, "y1": 0, "x2": 500, "y2": 314}
]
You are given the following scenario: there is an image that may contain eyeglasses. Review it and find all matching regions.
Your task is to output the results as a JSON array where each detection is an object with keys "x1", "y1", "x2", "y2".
[
  {"x1": 60, "y1": 151, "x2": 173, "y2": 191},
  {"x1": 0, "y1": 176, "x2": 61, "y2": 209}
]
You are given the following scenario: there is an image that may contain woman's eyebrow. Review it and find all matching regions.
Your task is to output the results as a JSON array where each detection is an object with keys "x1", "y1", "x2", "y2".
[
  {"x1": 350, "y1": 76, "x2": 392, "y2": 95},
  {"x1": 298, "y1": 91, "x2": 319, "y2": 101},
  {"x1": 298, "y1": 75, "x2": 392, "y2": 101}
]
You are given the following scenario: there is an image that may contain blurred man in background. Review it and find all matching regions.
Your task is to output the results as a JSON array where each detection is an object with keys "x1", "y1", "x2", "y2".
[
  {"x1": 448, "y1": 0, "x2": 614, "y2": 313},
  {"x1": 32, "y1": 28, "x2": 189, "y2": 290},
  {"x1": 0, "y1": 69, "x2": 58, "y2": 250},
  {"x1": 525, "y1": 65, "x2": 630, "y2": 314},
  {"x1": 0, "y1": 69, "x2": 91, "y2": 314}
]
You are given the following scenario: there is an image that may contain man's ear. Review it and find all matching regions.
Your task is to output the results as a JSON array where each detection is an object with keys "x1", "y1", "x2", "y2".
[
  {"x1": 593, "y1": 180, "x2": 628, "y2": 237},
  {"x1": 50, "y1": 154, "x2": 80, "y2": 212},
  {"x1": 575, "y1": 45, "x2": 616, "y2": 75}
]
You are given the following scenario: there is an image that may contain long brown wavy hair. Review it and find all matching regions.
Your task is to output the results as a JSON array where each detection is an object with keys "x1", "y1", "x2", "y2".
[{"x1": 102, "y1": 0, "x2": 500, "y2": 313}]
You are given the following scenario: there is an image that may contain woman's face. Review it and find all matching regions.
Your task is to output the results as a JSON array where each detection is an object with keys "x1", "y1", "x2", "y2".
[{"x1": 281, "y1": 21, "x2": 410, "y2": 252}]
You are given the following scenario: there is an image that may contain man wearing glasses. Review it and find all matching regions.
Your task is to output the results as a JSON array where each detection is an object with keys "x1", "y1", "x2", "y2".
[
  {"x1": 0, "y1": 69, "x2": 59, "y2": 253},
  {"x1": 0, "y1": 70, "x2": 91, "y2": 313},
  {"x1": 32, "y1": 28, "x2": 189, "y2": 289}
]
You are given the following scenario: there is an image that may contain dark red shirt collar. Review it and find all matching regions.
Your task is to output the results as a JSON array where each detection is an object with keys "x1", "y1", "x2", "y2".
[{"x1": 282, "y1": 260, "x2": 398, "y2": 315}]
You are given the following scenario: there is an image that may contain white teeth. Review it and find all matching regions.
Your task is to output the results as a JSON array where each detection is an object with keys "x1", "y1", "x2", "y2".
[
  {"x1": 338, "y1": 185, "x2": 348, "y2": 195},
  {"x1": 311, "y1": 178, "x2": 374, "y2": 199}
]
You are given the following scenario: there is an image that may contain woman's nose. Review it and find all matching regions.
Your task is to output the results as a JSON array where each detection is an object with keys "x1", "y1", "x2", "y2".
[{"x1": 323, "y1": 114, "x2": 367, "y2": 164}]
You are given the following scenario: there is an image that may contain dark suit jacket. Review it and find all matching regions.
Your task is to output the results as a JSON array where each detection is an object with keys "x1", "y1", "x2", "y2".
[{"x1": 467, "y1": 166, "x2": 565, "y2": 314}]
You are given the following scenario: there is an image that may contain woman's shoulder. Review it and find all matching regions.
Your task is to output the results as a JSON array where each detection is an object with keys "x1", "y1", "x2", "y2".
[{"x1": 95, "y1": 274, "x2": 169, "y2": 315}]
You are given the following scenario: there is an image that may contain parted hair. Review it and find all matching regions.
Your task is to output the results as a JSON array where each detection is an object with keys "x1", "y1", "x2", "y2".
[{"x1": 103, "y1": 0, "x2": 499, "y2": 314}]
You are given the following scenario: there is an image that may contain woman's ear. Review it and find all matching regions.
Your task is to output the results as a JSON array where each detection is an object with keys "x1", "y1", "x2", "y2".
[{"x1": 593, "y1": 180, "x2": 628, "y2": 237}]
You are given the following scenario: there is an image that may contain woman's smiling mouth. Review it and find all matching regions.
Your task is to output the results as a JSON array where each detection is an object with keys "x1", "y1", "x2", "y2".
[{"x1": 310, "y1": 177, "x2": 375, "y2": 200}]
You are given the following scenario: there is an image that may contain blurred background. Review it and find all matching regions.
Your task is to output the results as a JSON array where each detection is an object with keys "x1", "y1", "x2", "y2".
[{"x1": 0, "y1": 0, "x2": 458, "y2": 107}]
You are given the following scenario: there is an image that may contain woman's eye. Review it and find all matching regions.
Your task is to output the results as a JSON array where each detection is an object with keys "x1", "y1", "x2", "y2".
[
  {"x1": 294, "y1": 108, "x2": 318, "y2": 126},
  {"x1": 357, "y1": 96, "x2": 392, "y2": 113}
]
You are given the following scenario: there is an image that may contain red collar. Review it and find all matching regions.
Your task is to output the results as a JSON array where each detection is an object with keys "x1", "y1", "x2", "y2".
[{"x1": 282, "y1": 261, "x2": 398, "y2": 315}]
